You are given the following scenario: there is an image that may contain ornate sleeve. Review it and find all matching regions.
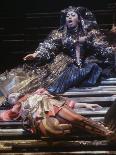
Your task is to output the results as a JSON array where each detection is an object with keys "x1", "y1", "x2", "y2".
[
  {"x1": 86, "y1": 29, "x2": 115, "y2": 66},
  {"x1": 34, "y1": 30, "x2": 62, "y2": 62}
]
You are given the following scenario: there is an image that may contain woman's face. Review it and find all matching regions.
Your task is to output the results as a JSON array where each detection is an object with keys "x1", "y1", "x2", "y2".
[{"x1": 66, "y1": 11, "x2": 79, "y2": 29}]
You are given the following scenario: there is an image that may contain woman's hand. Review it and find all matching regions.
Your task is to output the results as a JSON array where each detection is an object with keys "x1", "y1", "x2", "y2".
[
  {"x1": 23, "y1": 53, "x2": 37, "y2": 61},
  {"x1": 75, "y1": 103, "x2": 102, "y2": 111},
  {"x1": 83, "y1": 103, "x2": 102, "y2": 111}
]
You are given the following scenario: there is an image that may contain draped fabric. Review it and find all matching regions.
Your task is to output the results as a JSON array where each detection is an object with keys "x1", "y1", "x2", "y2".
[
  {"x1": 0, "y1": 53, "x2": 73, "y2": 95},
  {"x1": 48, "y1": 63, "x2": 102, "y2": 94},
  {"x1": 0, "y1": 89, "x2": 75, "y2": 133}
]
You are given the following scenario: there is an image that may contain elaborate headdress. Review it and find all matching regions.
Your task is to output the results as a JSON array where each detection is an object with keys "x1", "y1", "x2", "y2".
[{"x1": 60, "y1": 6, "x2": 98, "y2": 34}]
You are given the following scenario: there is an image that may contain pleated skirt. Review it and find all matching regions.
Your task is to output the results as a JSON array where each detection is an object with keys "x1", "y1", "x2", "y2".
[{"x1": 48, "y1": 63, "x2": 102, "y2": 94}]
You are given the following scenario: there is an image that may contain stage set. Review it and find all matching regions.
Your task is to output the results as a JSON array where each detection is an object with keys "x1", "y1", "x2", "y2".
[{"x1": 0, "y1": 0, "x2": 116, "y2": 154}]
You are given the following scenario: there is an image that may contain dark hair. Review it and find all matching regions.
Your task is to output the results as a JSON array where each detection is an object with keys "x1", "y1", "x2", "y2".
[{"x1": 60, "y1": 6, "x2": 98, "y2": 34}]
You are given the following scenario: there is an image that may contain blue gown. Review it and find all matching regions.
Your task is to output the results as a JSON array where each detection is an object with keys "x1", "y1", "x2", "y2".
[{"x1": 34, "y1": 28, "x2": 114, "y2": 94}]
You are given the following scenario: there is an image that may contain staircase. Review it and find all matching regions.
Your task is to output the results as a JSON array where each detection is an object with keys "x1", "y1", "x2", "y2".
[{"x1": 0, "y1": 78, "x2": 116, "y2": 154}]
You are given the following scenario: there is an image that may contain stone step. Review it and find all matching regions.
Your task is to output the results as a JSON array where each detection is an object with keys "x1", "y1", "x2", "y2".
[
  {"x1": 101, "y1": 81, "x2": 116, "y2": 85},
  {"x1": 68, "y1": 86, "x2": 116, "y2": 92},
  {"x1": 71, "y1": 96, "x2": 116, "y2": 104},
  {"x1": 1, "y1": 151, "x2": 116, "y2": 155},
  {"x1": 63, "y1": 91, "x2": 116, "y2": 97},
  {"x1": 0, "y1": 139, "x2": 116, "y2": 153},
  {"x1": 103, "y1": 78, "x2": 116, "y2": 81}
]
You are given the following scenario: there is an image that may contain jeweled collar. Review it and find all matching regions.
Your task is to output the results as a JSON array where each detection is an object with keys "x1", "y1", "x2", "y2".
[{"x1": 67, "y1": 26, "x2": 79, "y2": 35}]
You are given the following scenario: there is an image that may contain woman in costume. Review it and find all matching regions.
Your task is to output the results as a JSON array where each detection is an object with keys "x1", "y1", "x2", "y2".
[{"x1": 23, "y1": 6, "x2": 115, "y2": 94}]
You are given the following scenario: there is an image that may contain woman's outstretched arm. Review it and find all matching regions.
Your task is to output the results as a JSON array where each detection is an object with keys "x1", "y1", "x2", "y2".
[
  {"x1": 23, "y1": 30, "x2": 62, "y2": 63},
  {"x1": 74, "y1": 102, "x2": 102, "y2": 111}
]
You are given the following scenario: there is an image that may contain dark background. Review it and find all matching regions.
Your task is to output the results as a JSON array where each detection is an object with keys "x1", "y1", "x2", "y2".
[{"x1": 0, "y1": 0, "x2": 115, "y2": 72}]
